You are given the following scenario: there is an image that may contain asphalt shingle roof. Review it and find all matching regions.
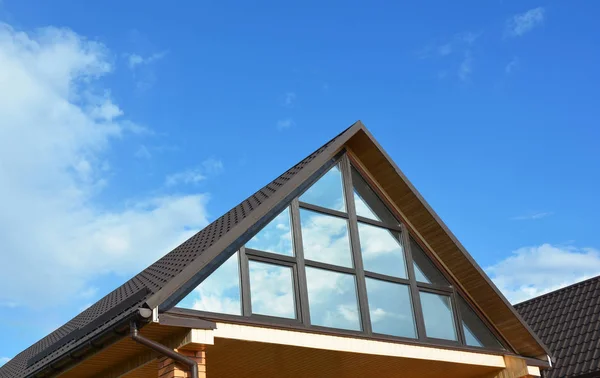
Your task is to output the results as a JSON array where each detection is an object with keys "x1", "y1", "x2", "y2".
[
  {"x1": 515, "y1": 276, "x2": 600, "y2": 378},
  {"x1": 0, "y1": 126, "x2": 350, "y2": 378}
]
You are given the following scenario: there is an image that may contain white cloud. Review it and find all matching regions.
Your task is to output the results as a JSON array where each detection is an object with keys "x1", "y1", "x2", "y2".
[
  {"x1": 134, "y1": 144, "x2": 152, "y2": 159},
  {"x1": 276, "y1": 118, "x2": 295, "y2": 130},
  {"x1": 202, "y1": 158, "x2": 224, "y2": 175},
  {"x1": 419, "y1": 31, "x2": 480, "y2": 59},
  {"x1": 165, "y1": 169, "x2": 206, "y2": 187},
  {"x1": 283, "y1": 91, "x2": 296, "y2": 107},
  {"x1": 506, "y1": 7, "x2": 545, "y2": 37},
  {"x1": 511, "y1": 211, "x2": 553, "y2": 220},
  {"x1": 505, "y1": 57, "x2": 520, "y2": 74},
  {"x1": 127, "y1": 51, "x2": 167, "y2": 69},
  {"x1": 0, "y1": 357, "x2": 10, "y2": 367},
  {"x1": 458, "y1": 51, "x2": 473, "y2": 81},
  {"x1": 486, "y1": 243, "x2": 600, "y2": 304},
  {"x1": 0, "y1": 23, "x2": 211, "y2": 308},
  {"x1": 125, "y1": 51, "x2": 167, "y2": 91},
  {"x1": 419, "y1": 31, "x2": 479, "y2": 82},
  {"x1": 165, "y1": 158, "x2": 223, "y2": 187}
]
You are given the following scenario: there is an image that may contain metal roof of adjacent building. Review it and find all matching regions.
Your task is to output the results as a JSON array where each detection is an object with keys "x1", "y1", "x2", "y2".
[{"x1": 515, "y1": 276, "x2": 600, "y2": 378}]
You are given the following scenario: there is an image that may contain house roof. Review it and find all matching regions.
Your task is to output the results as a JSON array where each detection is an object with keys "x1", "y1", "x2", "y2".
[
  {"x1": 515, "y1": 276, "x2": 600, "y2": 378},
  {"x1": 1, "y1": 121, "x2": 549, "y2": 378}
]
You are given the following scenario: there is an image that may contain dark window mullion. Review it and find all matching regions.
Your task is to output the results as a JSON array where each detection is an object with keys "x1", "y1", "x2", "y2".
[
  {"x1": 298, "y1": 201, "x2": 349, "y2": 219},
  {"x1": 364, "y1": 270, "x2": 411, "y2": 285},
  {"x1": 416, "y1": 282, "x2": 454, "y2": 294},
  {"x1": 291, "y1": 199, "x2": 311, "y2": 325},
  {"x1": 244, "y1": 248, "x2": 296, "y2": 264},
  {"x1": 304, "y1": 260, "x2": 355, "y2": 275},
  {"x1": 341, "y1": 154, "x2": 372, "y2": 335},
  {"x1": 239, "y1": 246, "x2": 252, "y2": 317},
  {"x1": 356, "y1": 215, "x2": 402, "y2": 232},
  {"x1": 451, "y1": 290, "x2": 466, "y2": 345},
  {"x1": 401, "y1": 223, "x2": 427, "y2": 341}
]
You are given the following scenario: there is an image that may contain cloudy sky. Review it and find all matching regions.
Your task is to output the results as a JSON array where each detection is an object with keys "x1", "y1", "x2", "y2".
[{"x1": 1, "y1": 0, "x2": 599, "y2": 365}]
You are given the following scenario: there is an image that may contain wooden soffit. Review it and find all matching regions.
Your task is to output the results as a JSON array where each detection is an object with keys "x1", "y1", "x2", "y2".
[{"x1": 343, "y1": 124, "x2": 549, "y2": 359}]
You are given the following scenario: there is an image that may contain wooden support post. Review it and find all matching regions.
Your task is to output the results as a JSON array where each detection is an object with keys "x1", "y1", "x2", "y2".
[
  {"x1": 157, "y1": 347, "x2": 206, "y2": 378},
  {"x1": 484, "y1": 356, "x2": 540, "y2": 378}
]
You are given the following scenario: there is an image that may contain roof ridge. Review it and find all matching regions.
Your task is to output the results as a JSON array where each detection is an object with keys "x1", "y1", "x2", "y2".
[{"x1": 514, "y1": 274, "x2": 600, "y2": 308}]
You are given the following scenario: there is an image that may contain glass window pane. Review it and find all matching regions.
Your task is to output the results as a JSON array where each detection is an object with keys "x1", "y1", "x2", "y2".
[
  {"x1": 306, "y1": 267, "x2": 361, "y2": 331},
  {"x1": 411, "y1": 238, "x2": 449, "y2": 286},
  {"x1": 358, "y1": 223, "x2": 407, "y2": 278},
  {"x1": 351, "y1": 166, "x2": 397, "y2": 224},
  {"x1": 176, "y1": 252, "x2": 241, "y2": 315},
  {"x1": 246, "y1": 207, "x2": 293, "y2": 256},
  {"x1": 420, "y1": 292, "x2": 457, "y2": 341},
  {"x1": 299, "y1": 165, "x2": 346, "y2": 212},
  {"x1": 366, "y1": 278, "x2": 416, "y2": 338},
  {"x1": 300, "y1": 209, "x2": 353, "y2": 268},
  {"x1": 457, "y1": 295, "x2": 504, "y2": 349},
  {"x1": 249, "y1": 261, "x2": 296, "y2": 319}
]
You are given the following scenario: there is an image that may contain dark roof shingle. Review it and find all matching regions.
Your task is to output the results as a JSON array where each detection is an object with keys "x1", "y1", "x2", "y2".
[{"x1": 515, "y1": 276, "x2": 600, "y2": 378}]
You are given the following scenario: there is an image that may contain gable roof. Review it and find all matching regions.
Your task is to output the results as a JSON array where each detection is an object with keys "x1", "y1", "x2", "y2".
[
  {"x1": 515, "y1": 276, "x2": 600, "y2": 378},
  {"x1": 0, "y1": 121, "x2": 549, "y2": 378}
]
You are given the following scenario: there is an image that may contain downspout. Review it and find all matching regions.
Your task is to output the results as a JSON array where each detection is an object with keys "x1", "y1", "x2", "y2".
[{"x1": 130, "y1": 312, "x2": 199, "y2": 378}]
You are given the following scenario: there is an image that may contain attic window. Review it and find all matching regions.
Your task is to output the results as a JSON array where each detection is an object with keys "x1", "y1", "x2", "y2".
[
  {"x1": 246, "y1": 207, "x2": 294, "y2": 256},
  {"x1": 420, "y1": 291, "x2": 457, "y2": 341},
  {"x1": 299, "y1": 208, "x2": 353, "y2": 268},
  {"x1": 351, "y1": 166, "x2": 397, "y2": 224},
  {"x1": 410, "y1": 238, "x2": 449, "y2": 286},
  {"x1": 358, "y1": 223, "x2": 407, "y2": 279},
  {"x1": 306, "y1": 267, "x2": 361, "y2": 331},
  {"x1": 174, "y1": 153, "x2": 509, "y2": 353},
  {"x1": 299, "y1": 164, "x2": 346, "y2": 212},
  {"x1": 176, "y1": 251, "x2": 241, "y2": 315},
  {"x1": 457, "y1": 295, "x2": 504, "y2": 349},
  {"x1": 249, "y1": 260, "x2": 296, "y2": 319}
]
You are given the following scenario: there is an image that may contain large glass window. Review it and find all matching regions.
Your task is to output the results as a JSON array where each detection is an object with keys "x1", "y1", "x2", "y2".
[
  {"x1": 457, "y1": 295, "x2": 504, "y2": 349},
  {"x1": 366, "y1": 278, "x2": 416, "y2": 338},
  {"x1": 351, "y1": 166, "x2": 397, "y2": 224},
  {"x1": 299, "y1": 165, "x2": 346, "y2": 212},
  {"x1": 176, "y1": 252, "x2": 241, "y2": 315},
  {"x1": 249, "y1": 261, "x2": 296, "y2": 319},
  {"x1": 411, "y1": 238, "x2": 449, "y2": 286},
  {"x1": 358, "y1": 223, "x2": 407, "y2": 278},
  {"x1": 299, "y1": 209, "x2": 353, "y2": 268},
  {"x1": 305, "y1": 267, "x2": 361, "y2": 331},
  {"x1": 246, "y1": 207, "x2": 294, "y2": 256},
  {"x1": 175, "y1": 154, "x2": 507, "y2": 353},
  {"x1": 420, "y1": 292, "x2": 457, "y2": 341}
]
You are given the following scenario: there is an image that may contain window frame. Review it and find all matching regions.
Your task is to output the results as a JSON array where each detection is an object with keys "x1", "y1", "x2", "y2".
[{"x1": 174, "y1": 152, "x2": 511, "y2": 353}]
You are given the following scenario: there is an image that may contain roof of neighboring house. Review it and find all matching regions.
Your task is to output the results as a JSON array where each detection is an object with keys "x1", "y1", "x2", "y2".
[
  {"x1": 1, "y1": 121, "x2": 550, "y2": 378},
  {"x1": 515, "y1": 276, "x2": 600, "y2": 378}
]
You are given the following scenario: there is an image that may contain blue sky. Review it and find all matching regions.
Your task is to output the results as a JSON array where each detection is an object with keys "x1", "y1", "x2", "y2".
[{"x1": 1, "y1": 0, "x2": 599, "y2": 365}]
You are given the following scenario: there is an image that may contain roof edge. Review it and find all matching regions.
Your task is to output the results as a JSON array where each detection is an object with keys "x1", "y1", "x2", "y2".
[
  {"x1": 352, "y1": 127, "x2": 552, "y2": 359},
  {"x1": 144, "y1": 121, "x2": 366, "y2": 311}
]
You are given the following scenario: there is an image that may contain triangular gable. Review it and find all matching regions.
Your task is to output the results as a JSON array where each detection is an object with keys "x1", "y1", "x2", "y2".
[
  {"x1": 161, "y1": 124, "x2": 549, "y2": 359},
  {"x1": 175, "y1": 155, "x2": 508, "y2": 351}
]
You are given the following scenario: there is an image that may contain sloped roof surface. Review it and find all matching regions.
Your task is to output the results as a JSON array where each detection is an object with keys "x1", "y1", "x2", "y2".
[
  {"x1": 515, "y1": 276, "x2": 600, "y2": 378},
  {"x1": 0, "y1": 125, "x2": 350, "y2": 378}
]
